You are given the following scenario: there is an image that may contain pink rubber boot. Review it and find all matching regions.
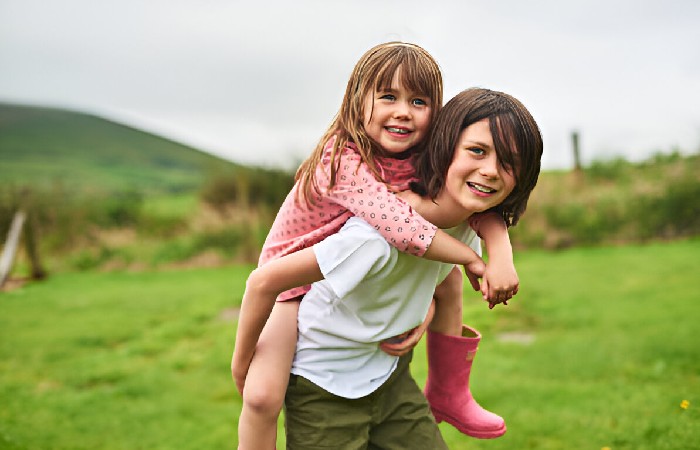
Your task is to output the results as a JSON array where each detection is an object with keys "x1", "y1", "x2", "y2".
[{"x1": 424, "y1": 325, "x2": 506, "y2": 439}]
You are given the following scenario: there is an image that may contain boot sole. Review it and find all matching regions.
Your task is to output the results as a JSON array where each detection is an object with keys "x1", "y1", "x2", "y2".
[{"x1": 432, "y1": 409, "x2": 507, "y2": 439}]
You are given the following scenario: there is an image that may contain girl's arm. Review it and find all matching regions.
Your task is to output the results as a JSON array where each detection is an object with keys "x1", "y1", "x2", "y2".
[
  {"x1": 404, "y1": 184, "x2": 517, "y2": 304},
  {"x1": 423, "y1": 228, "x2": 484, "y2": 268},
  {"x1": 469, "y1": 211, "x2": 519, "y2": 306},
  {"x1": 231, "y1": 248, "x2": 323, "y2": 392},
  {"x1": 320, "y1": 147, "x2": 483, "y2": 267}
]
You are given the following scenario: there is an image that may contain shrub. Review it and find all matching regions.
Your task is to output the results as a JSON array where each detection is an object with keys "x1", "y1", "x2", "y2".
[
  {"x1": 199, "y1": 168, "x2": 293, "y2": 214},
  {"x1": 633, "y1": 176, "x2": 700, "y2": 240},
  {"x1": 586, "y1": 157, "x2": 631, "y2": 182}
]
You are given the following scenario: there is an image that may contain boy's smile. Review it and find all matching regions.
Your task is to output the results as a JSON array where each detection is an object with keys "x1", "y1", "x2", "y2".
[{"x1": 439, "y1": 118, "x2": 516, "y2": 224}]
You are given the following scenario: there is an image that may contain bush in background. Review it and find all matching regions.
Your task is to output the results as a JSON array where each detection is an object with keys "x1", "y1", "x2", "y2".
[
  {"x1": 511, "y1": 152, "x2": 700, "y2": 249},
  {"x1": 3, "y1": 150, "x2": 699, "y2": 273},
  {"x1": 199, "y1": 167, "x2": 293, "y2": 215}
]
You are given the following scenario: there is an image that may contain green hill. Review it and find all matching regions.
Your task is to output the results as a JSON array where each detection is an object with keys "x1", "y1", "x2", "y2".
[{"x1": 0, "y1": 103, "x2": 241, "y2": 193}]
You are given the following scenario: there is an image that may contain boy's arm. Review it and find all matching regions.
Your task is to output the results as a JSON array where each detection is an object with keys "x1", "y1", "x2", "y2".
[
  {"x1": 380, "y1": 264, "x2": 466, "y2": 355},
  {"x1": 380, "y1": 298, "x2": 435, "y2": 356},
  {"x1": 231, "y1": 248, "x2": 323, "y2": 393},
  {"x1": 469, "y1": 211, "x2": 518, "y2": 307},
  {"x1": 394, "y1": 190, "x2": 486, "y2": 274},
  {"x1": 323, "y1": 148, "x2": 483, "y2": 268}
]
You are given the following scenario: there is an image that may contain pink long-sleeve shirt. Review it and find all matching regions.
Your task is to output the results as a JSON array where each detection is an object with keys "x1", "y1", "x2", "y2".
[{"x1": 259, "y1": 137, "x2": 438, "y2": 301}]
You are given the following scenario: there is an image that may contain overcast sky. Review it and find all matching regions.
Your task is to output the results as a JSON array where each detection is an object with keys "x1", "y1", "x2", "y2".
[{"x1": 1, "y1": 0, "x2": 699, "y2": 171}]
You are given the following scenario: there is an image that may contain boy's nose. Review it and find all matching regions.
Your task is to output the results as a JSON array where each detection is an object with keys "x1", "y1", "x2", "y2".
[{"x1": 479, "y1": 155, "x2": 500, "y2": 179}]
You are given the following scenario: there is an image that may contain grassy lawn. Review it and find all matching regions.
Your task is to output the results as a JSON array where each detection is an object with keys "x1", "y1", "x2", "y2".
[{"x1": 1, "y1": 239, "x2": 698, "y2": 449}]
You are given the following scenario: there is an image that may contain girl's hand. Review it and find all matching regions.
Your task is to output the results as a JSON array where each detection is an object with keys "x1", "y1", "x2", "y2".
[
  {"x1": 463, "y1": 258, "x2": 486, "y2": 292},
  {"x1": 379, "y1": 299, "x2": 435, "y2": 356}
]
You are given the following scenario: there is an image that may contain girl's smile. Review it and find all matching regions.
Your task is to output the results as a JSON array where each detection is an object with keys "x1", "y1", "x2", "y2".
[{"x1": 363, "y1": 68, "x2": 432, "y2": 155}]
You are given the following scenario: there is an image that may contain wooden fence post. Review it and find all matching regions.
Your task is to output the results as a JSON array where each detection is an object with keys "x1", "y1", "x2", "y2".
[
  {"x1": 0, "y1": 210, "x2": 26, "y2": 288},
  {"x1": 572, "y1": 130, "x2": 582, "y2": 173},
  {"x1": 24, "y1": 208, "x2": 46, "y2": 280}
]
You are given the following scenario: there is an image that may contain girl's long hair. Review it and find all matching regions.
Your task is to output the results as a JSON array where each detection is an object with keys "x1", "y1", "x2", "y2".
[{"x1": 295, "y1": 41, "x2": 443, "y2": 206}]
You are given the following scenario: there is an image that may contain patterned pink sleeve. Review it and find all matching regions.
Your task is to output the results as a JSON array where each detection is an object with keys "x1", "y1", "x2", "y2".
[{"x1": 316, "y1": 146, "x2": 437, "y2": 256}]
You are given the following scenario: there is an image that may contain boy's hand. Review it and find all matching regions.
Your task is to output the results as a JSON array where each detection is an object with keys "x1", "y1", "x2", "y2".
[
  {"x1": 379, "y1": 329, "x2": 418, "y2": 356},
  {"x1": 379, "y1": 299, "x2": 435, "y2": 356},
  {"x1": 481, "y1": 258, "x2": 519, "y2": 308},
  {"x1": 231, "y1": 351, "x2": 252, "y2": 395}
]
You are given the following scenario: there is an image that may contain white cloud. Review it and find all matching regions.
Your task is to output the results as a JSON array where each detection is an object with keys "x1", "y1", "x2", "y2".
[{"x1": 1, "y1": 0, "x2": 699, "y2": 171}]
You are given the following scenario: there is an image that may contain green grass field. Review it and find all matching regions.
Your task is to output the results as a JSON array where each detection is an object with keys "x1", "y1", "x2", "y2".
[{"x1": 1, "y1": 239, "x2": 698, "y2": 449}]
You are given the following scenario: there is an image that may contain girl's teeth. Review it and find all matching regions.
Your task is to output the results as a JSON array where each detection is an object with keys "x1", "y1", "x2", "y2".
[{"x1": 387, "y1": 127, "x2": 408, "y2": 134}]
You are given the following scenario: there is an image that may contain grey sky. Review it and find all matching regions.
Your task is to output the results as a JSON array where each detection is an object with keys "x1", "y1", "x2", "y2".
[{"x1": 1, "y1": 0, "x2": 699, "y2": 170}]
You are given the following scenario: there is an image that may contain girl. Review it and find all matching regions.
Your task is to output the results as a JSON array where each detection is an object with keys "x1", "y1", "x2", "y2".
[
  {"x1": 231, "y1": 43, "x2": 516, "y2": 449},
  {"x1": 237, "y1": 87, "x2": 543, "y2": 449}
]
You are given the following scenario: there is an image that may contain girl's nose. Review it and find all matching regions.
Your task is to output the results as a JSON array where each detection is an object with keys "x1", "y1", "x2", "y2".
[{"x1": 392, "y1": 101, "x2": 412, "y2": 119}]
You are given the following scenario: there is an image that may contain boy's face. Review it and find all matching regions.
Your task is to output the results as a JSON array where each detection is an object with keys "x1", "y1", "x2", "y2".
[
  {"x1": 443, "y1": 118, "x2": 516, "y2": 215},
  {"x1": 362, "y1": 68, "x2": 432, "y2": 155}
]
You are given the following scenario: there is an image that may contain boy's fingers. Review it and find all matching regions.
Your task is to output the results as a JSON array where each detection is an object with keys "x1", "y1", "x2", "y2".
[{"x1": 379, "y1": 342, "x2": 410, "y2": 356}]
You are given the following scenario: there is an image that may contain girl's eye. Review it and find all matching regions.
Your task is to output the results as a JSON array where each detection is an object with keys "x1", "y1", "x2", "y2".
[
  {"x1": 412, "y1": 98, "x2": 428, "y2": 106},
  {"x1": 468, "y1": 147, "x2": 486, "y2": 156},
  {"x1": 379, "y1": 94, "x2": 396, "y2": 101}
]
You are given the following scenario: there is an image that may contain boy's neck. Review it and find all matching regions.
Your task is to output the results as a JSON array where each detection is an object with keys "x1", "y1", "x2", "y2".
[{"x1": 406, "y1": 191, "x2": 473, "y2": 229}]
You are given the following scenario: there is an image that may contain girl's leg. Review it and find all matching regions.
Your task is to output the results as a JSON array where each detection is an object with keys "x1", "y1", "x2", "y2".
[
  {"x1": 429, "y1": 266, "x2": 464, "y2": 336},
  {"x1": 427, "y1": 266, "x2": 506, "y2": 439},
  {"x1": 238, "y1": 300, "x2": 299, "y2": 450}
]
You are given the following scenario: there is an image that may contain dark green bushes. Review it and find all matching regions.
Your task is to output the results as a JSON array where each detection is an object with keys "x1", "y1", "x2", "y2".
[
  {"x1": 512, "y1": 152, "x2": 700, "y2": 249},
  {"x1": 0, "y1": 186, "x2": 144, "y2": 251},
  {"x1": 3, "y1": 151, "x2": 699, "y2": 271},
  {"x1": 199, "y1": 168, "x2": 293, "y2": 214},
  {"x1": 634, "y1": 176, "x2": 700, "y2": 240}
]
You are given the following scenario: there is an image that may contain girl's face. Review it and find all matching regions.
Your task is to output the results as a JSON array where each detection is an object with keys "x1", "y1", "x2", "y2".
[
  {"x1": 362, "y1": 68, "x2": 432, "y2": 155},
  {"x1": 443, "y1": 118, "x2": 516, "y2": 217}
]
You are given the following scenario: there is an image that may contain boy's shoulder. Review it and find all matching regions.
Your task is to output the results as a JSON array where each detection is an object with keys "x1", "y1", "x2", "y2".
[
  {"x1": 339, "y1": 217, "x2": 389, "y2": 246},
  {"x1": 318, "y1": 217, "x2": 393, "y2": 263},
  {"x1": 313, "y1": 217, "x2": 394, "y2": 292}
]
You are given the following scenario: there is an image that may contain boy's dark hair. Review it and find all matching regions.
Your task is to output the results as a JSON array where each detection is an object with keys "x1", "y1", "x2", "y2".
[{"x1": 411, "y1": 88, "x2": 543, "y2": 226}]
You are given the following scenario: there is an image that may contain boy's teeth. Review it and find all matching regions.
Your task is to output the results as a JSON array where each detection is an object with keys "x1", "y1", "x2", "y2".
[{"x1": 469, "y1": 182, "x2": 495, "y2": 193}]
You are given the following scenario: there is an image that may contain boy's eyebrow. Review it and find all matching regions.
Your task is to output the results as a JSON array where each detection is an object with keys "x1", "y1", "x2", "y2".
[{"x1": 464, "y1": 139, "x2": 493, "y2": 149}]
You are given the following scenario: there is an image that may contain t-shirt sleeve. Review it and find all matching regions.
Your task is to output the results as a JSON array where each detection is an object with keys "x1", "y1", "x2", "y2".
[
  {"x1": 313, "y1": 218, "x2": 392, "y2": 299},
  {"x1": 467, "y1": 208, "x2": 505, "y2": 237},
  {"x1": 317, "y1": 146, "x2": 437, "y2": 257},
  {"x1": 469, "y1": 234, "x2": 482, "y2": 257}
]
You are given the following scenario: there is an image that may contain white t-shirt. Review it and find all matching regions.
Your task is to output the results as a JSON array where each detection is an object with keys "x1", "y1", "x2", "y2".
[{"x1": 290, "y1": 217, "x2": 478, "y2": 399}]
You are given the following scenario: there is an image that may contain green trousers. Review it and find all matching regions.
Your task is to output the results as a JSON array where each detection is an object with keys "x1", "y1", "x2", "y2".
[{"x1": 284, "y1": 352, "x2": 447, "y2": 450}]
